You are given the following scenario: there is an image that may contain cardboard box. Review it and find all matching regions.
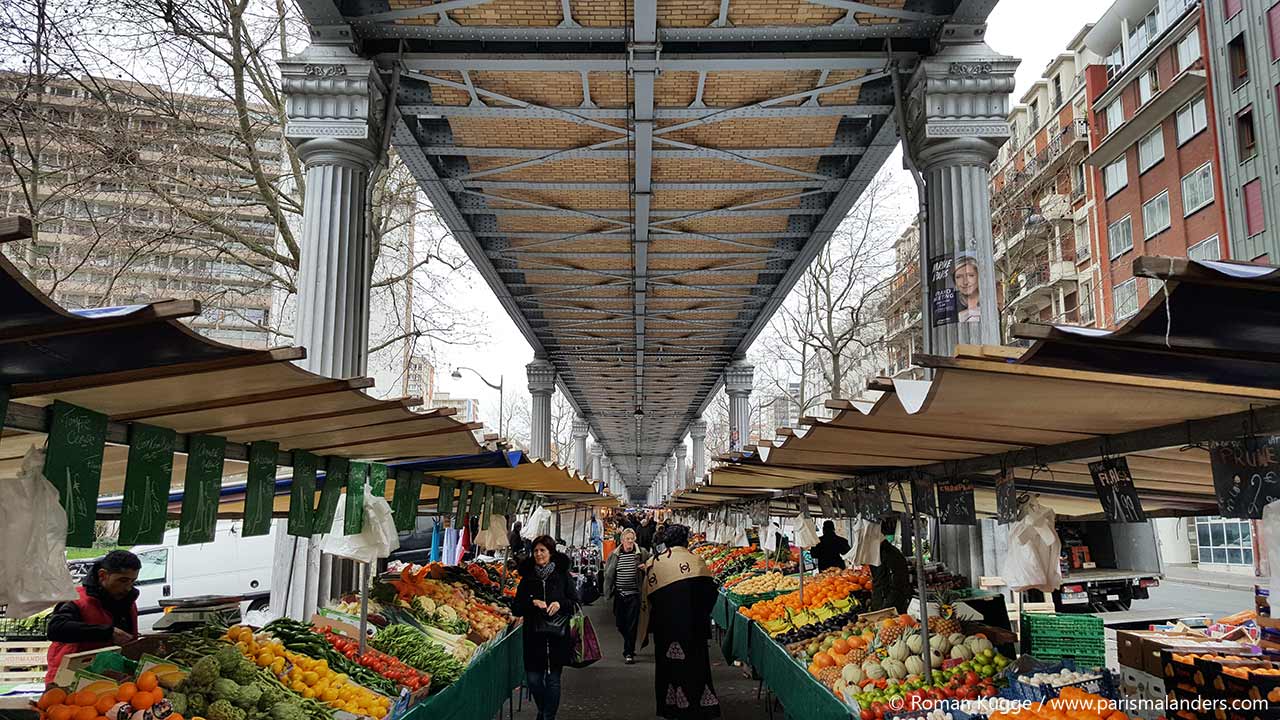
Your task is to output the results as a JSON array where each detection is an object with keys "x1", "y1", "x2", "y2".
[{"x1": 1116, "y1": 629, "x2": 1254, "y2": 676}]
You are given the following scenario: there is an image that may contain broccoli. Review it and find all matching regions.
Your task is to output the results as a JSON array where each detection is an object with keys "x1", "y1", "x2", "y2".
[
  {"x1": 190, "y1": 656, "x2": 222, "y2": 687},
  {"x1": 268, "y1": 702, "x2": 307, "y2": 720},
  {"x1": 212, "y1": 678, "x2": 242, "y2": 702},
  {"x1": 209, "y1": 699, "x2": 247, "y2": 720},
  {"x1": 215, "y1": 645, "x2": 246, "y2": 673},
  {"x1": 188, "y1": 694, "x2": 209, "y2": 717},
  {"x1": 168, "y1": 692, "x2": 189, "y2": 717},
  {"x1": 233, "y1": 685, "x2": 262, "y2": 710}
]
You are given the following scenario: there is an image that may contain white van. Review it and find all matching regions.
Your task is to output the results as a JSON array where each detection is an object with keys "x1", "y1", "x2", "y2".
[{"x1": 125, "y1": 521, "x2": 275, "y2": 629}]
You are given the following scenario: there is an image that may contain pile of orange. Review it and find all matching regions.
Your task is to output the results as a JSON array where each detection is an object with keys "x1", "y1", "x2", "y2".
[
  {"x1": 35, "y1": 671, "x2": 181, "y2": 720},
  {"x1": 989, "y1": 687, "x2": 1126, "y2": 720},
  {"x1": 738, "y1": 567, "x2": 874, "y2": 621}
]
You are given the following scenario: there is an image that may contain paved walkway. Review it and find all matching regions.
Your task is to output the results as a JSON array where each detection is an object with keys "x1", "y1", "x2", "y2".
[
  {"x1": 510, "y1": 600, "x2": 770, "y2": 720},
  {"x1": 1162, "y1": 563, "x2": 1258, "y2": 592}
]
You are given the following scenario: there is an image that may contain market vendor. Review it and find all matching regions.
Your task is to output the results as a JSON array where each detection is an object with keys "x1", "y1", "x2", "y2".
[
  {"x1": 45, "y1": 550, "x2": 141, "y2": 684},
  {"x1": 869, "y1": 517, "x2": 911, "y2": 614},
  {"x1": 810, "y1": 520, "x2": 851, "y2": 571}
]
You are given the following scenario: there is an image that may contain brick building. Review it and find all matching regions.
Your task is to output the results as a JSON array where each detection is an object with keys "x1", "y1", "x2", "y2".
[{"x1": 1080, "y1": 0, "x2": 1229, "y2": 328}]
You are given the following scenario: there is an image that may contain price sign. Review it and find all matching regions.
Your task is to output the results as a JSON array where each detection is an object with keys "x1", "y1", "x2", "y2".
[
  {"x1": 44, "y1": 401, "x2": 109, "y2": 547},
  {"x1": 995, "y1": 470, "x2": 1017, "y2": 525},
  {"x1": 242, "y1": 440, "x2": 279, "y2": 538},
  {"x1": 911, "y1": 474, "x2": 937, "y2": 517},
  {"x1": 1088, "y1": 456, "x2": 1146, "y2": 522},
  {"x1": 119, "y1": 424, "x2": 176, "y2": 545},
  {"x1": 345, "y1": 461, "x2": 369, "y2": 536},
  {"x1": 179, "y1": 434, "x2": 226, "y2": 545},
  {"x1": 391, "y1": 470, "x2": 423, "y2": 531},
  {"x1": 369, "y1": 463, "x2": 389, "y2": 499},
  {"x1": 288, "y1": 451, "x2": 318, "y2": 537},
  {"x1": 858, "y1": 476, "x2": 891, "y2": 519},
  {"x1": 314, "y1": 457, "x2": 348, "y2": 536},
  {"x1": 1210, "y1": 436, "x2": 1280, "y2": 519},
  {"x1": 936, "y1": 478, "x2": 976, "y2": 526}
]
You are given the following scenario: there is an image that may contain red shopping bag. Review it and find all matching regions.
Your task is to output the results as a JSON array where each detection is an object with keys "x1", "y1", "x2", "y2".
[{"x1": 569, "y1": 613, "x2": 602, "y2": 668}]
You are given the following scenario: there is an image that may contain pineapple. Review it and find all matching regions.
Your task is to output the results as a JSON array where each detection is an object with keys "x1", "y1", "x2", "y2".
[
  {"x1": 847, "y1": 648, "x2": 868, "y2": 666},
  {"x1": 927, "y1": 589, "x2": 964, "y2": 636},
  {"x1": 877, "y1": 618, "x2": 903, "y2": 646}
]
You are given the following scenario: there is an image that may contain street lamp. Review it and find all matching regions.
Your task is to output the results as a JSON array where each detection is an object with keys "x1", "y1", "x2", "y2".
[{"x1": 450, "y1": 366, "x2": 504, "y2": 439}]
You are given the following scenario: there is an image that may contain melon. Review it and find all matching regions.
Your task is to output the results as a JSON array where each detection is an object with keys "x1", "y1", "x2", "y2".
[
  {"x1": 906, "y1": 633, "x2": 924, "y2": 655},
  {"x1": 862, "y1": 660, "x2": 887, "y2": 680},
  {"x1": 842, "y1": 663, "x2": 865, "y2": 684},
  {"x1": 928, "y1": 634, "x2": 951, "y2": 655},
  {"x1": 948, "y1": 633, "x2": 967, "y2": 648},
  {"x1": 888, "y1": 640, "x2": 909, "y2": 661},
  {"x1": 929, "y1": 648, "x2": 946, "y2": 666},
  {"x1": 950, "y1": 645, "x2": 974, "y2": 661},
  {"x1": 966, "y1": 636, "x2": 994, "y2": 654},
  {"x1": 905, "y1": 656, "x2": 924, "y2": 676},
  {"x1": 882, "y1": 658, "x2": 908, "y2": 680}
]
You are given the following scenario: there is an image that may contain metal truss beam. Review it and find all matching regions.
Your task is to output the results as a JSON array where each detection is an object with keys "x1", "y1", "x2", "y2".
[
  {"x1": 405, "y1": 105, "x2": 892, "y2": 122},
  {"x1": 444, "y1": 179, "x2": 838, "y2": 191},
  {"x1": 477, "y1": 231, "x2": 804, "y2": 241},
  {"x1": 805, "y1": 0, "x2": 945, "y2": 21},
  {"x1": 422, "y1": 144, "x2": 867, "y2": 158},
  {"x1": 490, "y1": 250, "x2": 797, "y2": 260},
  {"x1": 358, "y1": 21, "x2": 933, "y2": 42},
  {"x1": 397, "y1": 53, "x2": 902, "y2": 73},
  {"x1": 460, "y1": 207, "x2": 825, "y2": 218},
  {"x1": 346, "y1": 0, "x2": 493, "y2": 24}
]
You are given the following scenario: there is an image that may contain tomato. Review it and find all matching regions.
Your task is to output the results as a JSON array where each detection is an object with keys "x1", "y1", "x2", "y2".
[
  {"x1": 965, "y1": 671, "x2": 979, "y2": 686},
  {"x1": 983, "y1": 685, "x2": 997, "y2": 698},
  {"x1": 860, "y1": 709, "x2": 873, "y2": 720}
]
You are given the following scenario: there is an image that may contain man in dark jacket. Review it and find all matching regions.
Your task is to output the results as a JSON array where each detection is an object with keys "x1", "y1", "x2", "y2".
[
  {"x1": 870, "y1": 517, "x2": 911, "y2": 614},
  {"x1": 46, "y1": 550, "x2": 140, "y2": 684},
  {"x1": 636, "y1": 515, "x2": 656, "y2": 550},
  {"x1": 810, "y1": 520, "x2": 851, "y2": 571}
]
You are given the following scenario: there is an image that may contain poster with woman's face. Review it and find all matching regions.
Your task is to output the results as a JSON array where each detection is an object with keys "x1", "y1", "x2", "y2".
[
  {"x1": 953, "y1": 255, "x2": 980, "y2": 323},
  {"x1": 927, "y1": 253, "x2": 957, "y2": 327}
]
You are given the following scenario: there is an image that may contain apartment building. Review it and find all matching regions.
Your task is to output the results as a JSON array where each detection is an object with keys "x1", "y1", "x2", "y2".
[
  {"x1": 990, "y1": 32, "x2": 1100, "y2": 337},
  {"x1": 1203, "y1": 0, "x2": 1280, "y2": 263},
  {"x1": 0, "y1": 73, "x2": 279, "y2": 347},
  {"x1": 1080, "y1": 0, "x2": 1230, "y2": 328},
  {"x1": 881, "y1": 222, "x2": 925, "y2": 380}
]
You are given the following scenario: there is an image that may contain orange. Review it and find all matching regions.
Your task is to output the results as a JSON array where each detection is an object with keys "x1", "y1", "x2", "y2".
[
  {"x1": 116, "y1": 684, "x2": 137, "y2": 703},
  {"x1": 131, "y1": 692, "x2": 155, "y2": 711},
  {"x1": 71, "y1": 691, "x2": 97, "y2": 708},
  {"x1": 74, "y1": 706, "x2": 97, "y2": 720},
  {"x1": 94, "y1": 696, "x2": 115, "y2": 715},
  {"x1": 136, "y1": 672, "x2": 158, "y2": 693},
  {"x1": 831, "y1": 638, "x2": 850, "y2": 655},
  {"x1": 169, "y1": 715, "x2": 183, "y2": 720},
  {"x1": 49, "y1": 706, "x2": 74, "y2": 720},
  {"x1": 813, "y1": 651, "x2": 834, "y2": 669},
  {"x1": 38, "y1": 689, "x2": 68, "y2": 710}
]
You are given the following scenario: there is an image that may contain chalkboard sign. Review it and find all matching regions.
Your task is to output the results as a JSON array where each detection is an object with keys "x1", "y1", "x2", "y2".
[
  {"x1": 480, "y1": 485, "x2": 493, "y2": 530},
  {"x1": 857, "y1": 476, "x2": 891, "y2": 519},
  {"x1": 44, "y1": 401, "x2": 109, "y2": 547},
  {"x1": 1088, "y1": 456, "x2": 1147, "y2": 522},
  {"x1": 834, "y1": 487, "x2": 858, "y2": 518},
  {"x1": 437, "y1": 477, "x2": 457, "y2": 515},
  {"x1": 1210, "y1": 436, "x2": 1280, "y2": 519},
  {"x1": 288, "y1": 451, "x2": 318, "y2": 537},
  {"x1": 179, "y1": 434, "x2": 226, "y2": 545},
  {"x1": 314, "y1": 458, "x2": 348, "y2": 536},
  {"x1": 369, "y1": 463, "x2": 388, "y2": 499},
  {"x1": 455, "y1": 480, "x2": 473, "y2": 526},
  {"x1": 815, "y1": 490, "x2": 836, "y2": 520},
  {"x1": 512, "y1": 490, "x2": 530, "y2": 515},
  {"x1": 493, "y1": 488, "x2": 510, "y2": 516},
  {"x1": 995, "y1": 470, "x2": 1017, "y2": 525},
  {"x1": 911, "y1": 474, "x2": 937, "y2": 517},
  {"x1": 119, "y1": 424, "x2": 176, "y2": 545},
  {"x1": 391, "y1": 470, "x2": 423, "y2": 531},
  {"x1": 345, "y1": 461, "x2": 369, "y2": 536},
  {"x1": 936, "y1": 478, "x2": 976, "y2": 525},
  {"x1": 242, "y1": 440, "x2": 279, "y2": 537}
]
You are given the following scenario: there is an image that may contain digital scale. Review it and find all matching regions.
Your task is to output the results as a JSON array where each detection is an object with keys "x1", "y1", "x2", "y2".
[{"x1": 151, "y1": 595, "x2": 244, "y2": 632}]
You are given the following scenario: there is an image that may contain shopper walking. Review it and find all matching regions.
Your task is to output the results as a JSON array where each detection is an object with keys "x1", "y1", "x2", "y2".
[
  {"x1": 515, "y1": 536, "x2": 577, "y2": 720},
  {"x1": 810, "y1": 520, "x2": 851, "y2": 571},
  {"x1": 602, "y1": 527, "x2": 649, "y2": 664},
  {"x1": 637, "y1": 525, "x2": 721, "y2": 719},
  {"x1": 870, "y1": 517, "x2": 911, "y2": 614},
  {"x1": 637, "y1": 515, "x2": 656, "y2": 550}
]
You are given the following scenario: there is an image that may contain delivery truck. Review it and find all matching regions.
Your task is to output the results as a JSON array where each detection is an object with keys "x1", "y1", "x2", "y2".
[{"x1": 1053, "y1": 520, "x2": 1163, "y2": 612}]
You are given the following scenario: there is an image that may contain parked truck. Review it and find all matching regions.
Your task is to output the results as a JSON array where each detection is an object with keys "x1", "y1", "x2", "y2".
[{"x1": 1054, "y1": 520, "x2": 1163, "y2": 612}]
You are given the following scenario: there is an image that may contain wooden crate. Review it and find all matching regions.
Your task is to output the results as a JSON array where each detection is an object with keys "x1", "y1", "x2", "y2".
[{"x1": 1, "y1": 640, "x2": 50, "y2": 684}]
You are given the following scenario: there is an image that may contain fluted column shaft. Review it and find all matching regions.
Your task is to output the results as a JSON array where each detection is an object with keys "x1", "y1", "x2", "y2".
[{"x1": 690, "y1": 419, "x2": 707, "y2": 484}]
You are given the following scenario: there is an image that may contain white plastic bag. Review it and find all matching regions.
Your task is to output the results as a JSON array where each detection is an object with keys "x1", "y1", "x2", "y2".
[
  {"x1": 320, "y1": 488, "x2": 400, "y2": 564},
  {"x1": 523, "y1": 506, "x2": 552, "y2": 539},
  {"x1": 1001, "y1": 499, "x2": 1062, "y2": 592},
  {"x1": 795, "y1": 516, "x2": 820, "y2": 548},
  {"x1": 842, "y1": 517, "x2": 883, "y2": 567},
  {"x1": 0, "y1": 447, "x2": 77, "y2": 617},
  {"x1": 1262, "y1": 500, "x2": 1280, "y2": 601},
  {"x1": 732, "y1": 526, "x2": 751, "y2": 547},
  {"x1": 475, "y1": 515, "x2": 509, "y2": 550},
  {"x1": 761, "y1": 521, "x2": 782, "y2": 551}
]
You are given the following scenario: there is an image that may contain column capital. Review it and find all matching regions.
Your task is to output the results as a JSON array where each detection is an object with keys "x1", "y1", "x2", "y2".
[
  {"x1": 526, "y1": 358, "x2": 557, "y2": 396},
  {"x1": 571, "y1": 417, "x2": 590, "y2": 440},
  {"x1": 724, "y1": 359, "x2": 755, "y2": 396},
  {"x1": 674, "y1": 443, "x2": 687, "y2": 459},
  {"x1": 905, "y1": 29, "x2": 1019, "y2": 171},
  {"x1": 280, "y1": 44, "x2": 382, "y2": 167},
  {"x1": 589, "y1": 443, "x2": 603, "y2": 458},
  {"x1": 689, "y1": 417, "x2": 707, "y2": 439}
]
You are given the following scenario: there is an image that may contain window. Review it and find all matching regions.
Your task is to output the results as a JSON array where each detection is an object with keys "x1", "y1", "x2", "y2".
[
  {"x1": 1146, "y1": 277, "x2": 1165, "y2": 301},
  {"x1": 1104, "y1": 157, "x2": 1128, "y2": 197},
  {"x1": 1229, "y1": 33, "x2": 1250, "y2": 88},
  {"x1": 1113, "y1": 278, "x2": 1139, "y2": 323},
  {"x1": 1270, "y1": 3, "x2": 1280, "y2": 61},
  {"x1": 1052, "y1": 76, "x2": 1063, "y2": 108},
  {"x1": 1138, "y1": 127, "x2": 1165, "y2": 172},
  {"x1": 1108, "y1": 215, "x2": 1134, "y2": 257},
  {"x1": 1138, "y1": 68, "x2": 1159, "y2": 105},
  {"x1": 1104, "y1": 99, "x2": 1124, "y2": 135},
  {"x1": 1176, "y1": 95, "x2": 1208, "y2": 144},
  {"x1": 1188, "y1": 235, "x2": 1222, "y2": 261},
  {"x1": 1079, "y1": 279, "x2": 1095, "y2": 324},
  {"x1": 1030, "y1": 100, "x2": 1040, "y2": 130},
  {"x1": 1245, "y1": 179, "x2": 1265, "y2": 236},
  {"x1": 1225, "y1": 0, "x2": 1243, "y2": 20},
  {"x1": 1194, "y1": 516, "x2": 1252, "y2": 566},
  {"x1": 1237, "y1": 107, "x2": 1257, "y2": 161},
  {"x1": 1074, "y1": 220, "x2": 1091, "y2": 261},
  {"x1": 1143, "y1": 191, "x2": 1171, "y2": 238},
  {"x1": 1181, "y1": 162, "x2": 1215, "y2": 215},
  {"x1": 137, "y1": 549, "x2": 169, "y2": 585},
  {"x1": 1177, "y1": 30, "x2": 1202, "y2": 72}
]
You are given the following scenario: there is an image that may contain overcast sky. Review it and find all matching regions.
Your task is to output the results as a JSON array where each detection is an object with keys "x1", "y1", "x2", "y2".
[{"x1": 434, "y1": 0, "x2": 1116, "y2": 439}]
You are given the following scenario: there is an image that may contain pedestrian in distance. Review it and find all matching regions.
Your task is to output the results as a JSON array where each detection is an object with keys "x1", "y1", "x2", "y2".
[
  {"x1": 637, "y1": 524, "x2": 721, "y2": 719},
  {"x1": 514, "y1": 535, "x2": 578, "y2": 720},
  {"x1": 602, "y1": 527, "x2": 650, "y2": 664},
  {"x1": 46, "y1": 549, "x2": 141, "y2": 685},
  {"x1": 870, "y1": 517, "x2": 911, "y2": 614},
  {"x1": 637, "y1": 514, "x2": 656, "y2": 550},
  {"x1": 810, "y1": 520, "x2": 852, "y2": 571}
]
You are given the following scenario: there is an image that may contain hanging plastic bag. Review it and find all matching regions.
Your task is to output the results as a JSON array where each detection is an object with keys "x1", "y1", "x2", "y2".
[
  {"x1": 523, "y1": 506, "x2": 551, "y2": 539},
  {"x1": 761, "y1": 521, "x2": 782, "y2": 552},
  {"x1": 0, "y1": 447, "x2": 79, "y2": 617},
  {"x1": 475, "y1": 515, "x2": 509, "y2": 550},
  {"x1": 795, "y1": 516, "x2": 820, "y2": 547},
  {"x1": 1002, "y1": 498, "x2": 1062, "y2": 592},
  {"x1": 320, "y1": 488, "x2": 400, "y2": 564},
  {"x1": 1263, "y1": 500, "x2": 1280, "y2": 602},
  {"x1": 843, "y1": 517, "x2": 882, "y2": 567}
]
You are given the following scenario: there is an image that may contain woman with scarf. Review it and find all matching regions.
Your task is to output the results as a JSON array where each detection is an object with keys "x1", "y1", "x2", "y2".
[
  {"x1": 514, "y1": 535, "x2": 577, "y2": 720},
  {"x1": 637, "y1": 524, "x2": 721, "y2": 719}
]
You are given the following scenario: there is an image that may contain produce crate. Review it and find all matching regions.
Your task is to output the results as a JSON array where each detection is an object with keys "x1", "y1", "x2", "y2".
[
  {"x1": 1022, "y1": 612, "x2": 1104, "y2": 667},
  {"x1": 1021, "y1": 612, "x2": 1104, "y2": 639},
  {"x1": 0, "y1": 615, "x2": 49, "y2": 640},
  {"x1": 1, "y1": 640, "x2": 51, "y2": 685},
  {"x1": 725, "y1": 588, "x2": 790, "y2": 606}
]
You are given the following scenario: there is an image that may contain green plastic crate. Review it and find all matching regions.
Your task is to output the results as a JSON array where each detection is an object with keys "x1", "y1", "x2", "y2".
[
  {"x1": 1022, "y1": 612, "x2": 1104, "y2": 638},
  {"x1": 88, "y1": 651, "x2": 138, "y2": 677}
]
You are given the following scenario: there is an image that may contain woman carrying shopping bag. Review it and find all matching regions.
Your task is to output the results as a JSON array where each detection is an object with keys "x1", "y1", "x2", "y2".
[{"x1": 515, "y1": 536, "x2": 577, "y2": 720}]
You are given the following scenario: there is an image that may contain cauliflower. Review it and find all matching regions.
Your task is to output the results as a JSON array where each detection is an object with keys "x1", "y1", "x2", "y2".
[
  {"x1": 212, "y1": 678, "x2": 242, "y2": 702},
  {"x1": 268, "y1": 702, "x2": 307, "y2": 720},
  {"x1": 208, "y1": 699, "x2": 247, "y2": 720},
  {"x1": 233, "y1": 685, "x2": 262, "y2": 710},
  {"x1": 189, "y1": 657, "x2": 221, "y2": 688},
  {"x1": 168, "y1": 692, "x2": 189, "y2": 717},
  {"x1": 437, "y1": 605, "x2": 457, "y2": 621},
  {"x1": 411, "y1": 596, "x2": 436, "y2": 615},
  {"x1": 214, "y1": 646, "x2": 245, "y2": 674}
]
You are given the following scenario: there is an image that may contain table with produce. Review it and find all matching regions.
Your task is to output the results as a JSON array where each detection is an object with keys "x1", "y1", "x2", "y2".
[{"x1": 25, "y1": 560, "x2": 522, "y2": 720}]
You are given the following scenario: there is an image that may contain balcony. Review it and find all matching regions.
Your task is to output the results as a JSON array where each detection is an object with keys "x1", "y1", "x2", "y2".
[
  {"x1": 886, "y1": 310, "x2": 922, "y2": 341},
  {"x1": 1006, "y1": 260, "x2": 1079, "y2": 314},
  {"x1": 992, "y1": 119, "x2": 1089, "y2": 210}
]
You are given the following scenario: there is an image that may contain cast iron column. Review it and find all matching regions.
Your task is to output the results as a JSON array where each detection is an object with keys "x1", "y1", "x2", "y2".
[
  {"x1": 527, "y1": 359, "x2": 556, "y2": 461},
  {"x1": 571, "y1": 417, "x2": 589, "y2": 473},
  {"x1": 690, "y1": 418, "x2": 707, "y2": 484},
  {"x1": 674, "y1": 443, "x2": 688, "y2": 491},
  {"x1": 724, "y1": 360, "x2": 754, "y2": 451}
]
